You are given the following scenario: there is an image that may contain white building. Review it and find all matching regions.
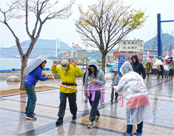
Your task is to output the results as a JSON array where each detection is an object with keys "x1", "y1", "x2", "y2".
[{"x1": 118, "y1": 39, "x2": 144, "y2": 62}]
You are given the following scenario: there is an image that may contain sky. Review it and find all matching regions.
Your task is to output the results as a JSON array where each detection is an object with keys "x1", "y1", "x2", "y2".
[{"x1": 0, "y1": 0, "x2": 174, "y2": 48}]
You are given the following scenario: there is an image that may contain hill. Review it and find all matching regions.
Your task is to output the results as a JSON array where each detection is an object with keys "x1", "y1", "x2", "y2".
[
  {"x1": 144, "y1": 33, "x2": 174, "y2": 51},
  {"x1": 0, "y1": 39, "x2": 71, "y2": 58}
]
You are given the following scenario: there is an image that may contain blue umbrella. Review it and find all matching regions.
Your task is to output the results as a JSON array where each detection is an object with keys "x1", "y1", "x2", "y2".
[{"x1": 23, "y1": 55, "x2": 47, "y2": 76}]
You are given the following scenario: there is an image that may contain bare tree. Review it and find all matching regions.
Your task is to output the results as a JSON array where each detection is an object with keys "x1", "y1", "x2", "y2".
[
  {"x1": 75, "y1": 0, "x2": 146, "y2": 73},
  {"x1": 0, "y1": 0, "x2": 74, "y2": 89}
]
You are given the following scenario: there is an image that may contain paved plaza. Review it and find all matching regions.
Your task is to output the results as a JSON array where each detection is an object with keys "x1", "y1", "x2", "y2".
[{"x1": 0, "y1": 74, "x2": 174, "y2": 136}]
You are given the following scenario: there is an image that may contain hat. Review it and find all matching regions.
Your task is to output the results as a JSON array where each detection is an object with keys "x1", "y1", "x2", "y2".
[
  {"x1": 112, "y1": 68, "x2": 117, "y2": 72},
  {"x1": 61, "y1": 59, "x2": 69, "y2": 71}
]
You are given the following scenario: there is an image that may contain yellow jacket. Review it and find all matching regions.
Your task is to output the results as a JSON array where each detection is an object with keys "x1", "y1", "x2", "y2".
[{"x1": 51, "y1": 64, "x2": 82, "y2": 93}]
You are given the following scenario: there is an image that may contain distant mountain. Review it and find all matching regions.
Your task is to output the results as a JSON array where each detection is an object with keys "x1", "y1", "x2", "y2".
[
  {"x1": 144, "y1": 33, "x2": 174, "y2": 52},
  {"x1": 11, "y1": 39, "x2": 70, "y2": 50},
  {"x1": 0, "y1": 39, "x2": 71, "y2": 58}
]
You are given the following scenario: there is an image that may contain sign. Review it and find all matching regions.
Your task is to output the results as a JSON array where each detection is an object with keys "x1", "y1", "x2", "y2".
[
  {"x1": 147, "y1": 51, "x2": 150, "y2": 59},
  {"x1": 118, "y1": 55, "x2": 125, "y2": 75},
  {"x1": 113, "y1": 51, "x2": 120, "y2": 58}
]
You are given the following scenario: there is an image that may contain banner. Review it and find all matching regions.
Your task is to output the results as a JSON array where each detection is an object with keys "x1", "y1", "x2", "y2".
[{"x1": 147, "y1": 51, "x2": 150, "y2": 59}]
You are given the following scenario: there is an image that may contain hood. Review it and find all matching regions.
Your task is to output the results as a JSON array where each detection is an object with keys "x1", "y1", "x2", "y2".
[
  {"x1": 120, "y1": 61, "x2": 133, "y2": 75},
  {"x1": 131, "y1": 55, "x2": 139, "y2": 64},
  {"x1": 88, "y1": 59, "x2": 100, "y2": 71}
]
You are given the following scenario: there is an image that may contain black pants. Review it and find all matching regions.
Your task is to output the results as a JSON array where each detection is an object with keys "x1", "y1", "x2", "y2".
[
  {"x1": 58, "y1": 92, "x2": 77, "y2": 118},
  {"x1": 111, "y1": 88, "x2": 118, "y2": 100},
  {"x1": 88, "y1": 91, "x2": 101, "y2": 122},
  {"x1": 169, "y1": 69, "x2": 173, "y2": 77},
  {"x1": 127, "y1": 121, "x2": 143, "y2": 134},
  {"x1": 158, "y1": 71, "x2": 163, "y2": 79}
]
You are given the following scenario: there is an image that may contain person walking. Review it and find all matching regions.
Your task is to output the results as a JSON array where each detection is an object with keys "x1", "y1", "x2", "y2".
[
  {"x1": 157, "y1": 65, "x2": 164, "y2": 79},
  {"x1": 131, "y1": 55, "x2": 146, "y2": 79},
  {"x1": 51, "y1": 59, "x2": 82, "y2": 125},
  {"x1": 114, "y1": 62, "x2": 153, "y2": 136},
  {"x1": 164, "y1": 62, "x2": 169, "y2": 79},
  {"x1": 145, "y1": 62, "x2": 152, "y2": 77},
  {"x1": 169, "y1": 61, "x2": 174, "y2": 80},
  {"x1": 83, "y1": 59, "x2": 106, "y2": 128},
  {"x1": 110, "y1": 69, "x2": 120, "y2": 102},
  {"x1": 24, "y1": 60, "x2": 52, "y2": 120}
]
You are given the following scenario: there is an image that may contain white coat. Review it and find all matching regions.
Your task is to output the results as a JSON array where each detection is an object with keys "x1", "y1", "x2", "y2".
[{"x1": 115, "y1": 61, "x2": 153, "y2": 124}]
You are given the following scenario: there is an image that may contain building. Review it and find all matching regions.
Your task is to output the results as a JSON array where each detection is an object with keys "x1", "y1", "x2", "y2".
[
  {"x1": 118, "y1": 39, "x2": 144, "y2": 62},
  {"x1": 71, "y1": 43, "x2": 82, "y2": 58},
  {"x1": 74, "y1": 50, "x2": 87, "y2": 59},
  {"x1": 62, "y1": 51, "x2": 71, "y2": 59}
]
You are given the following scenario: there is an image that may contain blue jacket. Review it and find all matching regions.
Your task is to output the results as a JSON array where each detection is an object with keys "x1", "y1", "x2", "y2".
[{"x1": 24, "y1": 66, "x2": 47, "y2": 86}]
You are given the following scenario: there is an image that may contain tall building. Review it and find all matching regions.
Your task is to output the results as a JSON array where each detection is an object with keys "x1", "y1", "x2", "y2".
[{"x1": 118, "y1": 39, "x2": 144, "y2": 62}]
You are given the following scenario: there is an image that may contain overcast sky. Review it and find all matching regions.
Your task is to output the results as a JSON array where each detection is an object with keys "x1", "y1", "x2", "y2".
[{"x1": 0, "y1": 0, "x2": 174, "y2": 48}]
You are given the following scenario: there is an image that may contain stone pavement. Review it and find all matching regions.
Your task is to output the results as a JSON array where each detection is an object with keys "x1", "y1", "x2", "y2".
[{"x1": 0, "y1": 74, "x2": 174, "y2": 136}]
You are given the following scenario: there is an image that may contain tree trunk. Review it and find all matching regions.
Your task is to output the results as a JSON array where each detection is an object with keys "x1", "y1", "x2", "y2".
[
  {"x1": 101, "y1": 54, "x2": 106, "y2": 74},
  {"x1": 20, "y1": 55, "x2": 28, "y2": 90}
]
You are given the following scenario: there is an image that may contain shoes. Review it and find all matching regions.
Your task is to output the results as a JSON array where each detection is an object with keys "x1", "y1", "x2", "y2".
[
  {"x1": 122, "y1": 132, "x2": 133, "y2": 136},
  {"x1": 56, "y1": 118, "x2": 63, "y2": 125},
  {"x1": 72, "y1": 115, "x2": 76, "y2": 120},
  {"x1": 133, "y1": 132, "x2": 142, "y2": 136},
  {"x1": 110, "y1": 100, "x2": 113, "y2": 102},
  {"x1": 26, "y1": 115, "x2": 37, "y2": 120},
  {"x1": 95, "y1": 115, "x2": 100, "y2": 122},
  {"x1": 87, "y1": 121, "x2": 94, "y2": 129}
]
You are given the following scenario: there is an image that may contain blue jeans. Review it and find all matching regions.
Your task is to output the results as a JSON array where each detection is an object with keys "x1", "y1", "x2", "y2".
[
  {"x1": 88, "y1": 91, "x2": 101, "y2": 122},
  {"x1": 165, "y1": 71, "x2": 169, "y2": 78},
  {"x1": 127, "y1": 121, "x2": 143, "y2": 135},
  {"x1": 158, "y1": 71, "x2": 163, "y2": 79},
  {"x1": 58, "y1": 92, "x2": 77, "y2": 118},
  {"x1": 24, "y1": 82, "x2": 37, "y2": 117}
]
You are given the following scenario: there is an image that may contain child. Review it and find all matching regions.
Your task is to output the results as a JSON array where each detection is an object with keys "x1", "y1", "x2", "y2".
[
  {"x1": 111, "y1": 68, "x2": 120, "y2": 102},
  {"x1": 114, "y1": 62, "x2": 153, "y2": 136},
  {"x1": 83, "y1": 59, "x2": 106, "y2": 129},
  {"x1": 164, "y1": 62, "x2": 169, "y2": 79}
]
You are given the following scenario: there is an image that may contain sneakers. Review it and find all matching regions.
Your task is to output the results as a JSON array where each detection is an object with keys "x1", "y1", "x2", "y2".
[
  {"x1": 87, "y1": 121, "x2": 94, "y2": 129},
  {"x1": 123, "y1": 132, "x2": 133, "y2": 136},
  {"x1": 56, "y1": 118, "x2": 63, "y2": 125},
  {"x1": 26, "y1": 115, "x2": 37, "y2": 120},
  {"x1": 95, "y1": 115, "x2": 100, "y2": 122}
]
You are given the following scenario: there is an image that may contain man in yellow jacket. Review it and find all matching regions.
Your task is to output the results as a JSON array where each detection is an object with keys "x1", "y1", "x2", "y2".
[{"x1": 51, "y1": 59, "x2": 82, "y2": 125}]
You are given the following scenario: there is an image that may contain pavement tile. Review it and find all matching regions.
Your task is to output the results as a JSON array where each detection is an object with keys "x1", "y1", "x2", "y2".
[{"x1": 0, "y1": 75, "x2": 174, "y2": 135}]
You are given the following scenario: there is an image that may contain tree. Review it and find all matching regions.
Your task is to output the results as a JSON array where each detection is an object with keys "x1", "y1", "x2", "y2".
[
  {"x1": 75, "y1": 0, "x2": 147, "y2": 73},
  {"x1": 0, "y1": 0, "x2": 74, "y2": 89}
]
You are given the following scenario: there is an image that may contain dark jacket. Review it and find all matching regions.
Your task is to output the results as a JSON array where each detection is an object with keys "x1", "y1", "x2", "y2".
[
  {"x1": 131, "y1": 55, "x2": 146, "y2": 79},
  {"x1": 24, "y1": 66, "x2": 47, "y2": 86}
]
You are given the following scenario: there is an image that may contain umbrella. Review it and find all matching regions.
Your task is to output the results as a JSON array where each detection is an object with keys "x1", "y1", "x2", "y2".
[
  {"x1": 23, "y1": 55, "x2": 47, "y2": 76},
  {"x1": 146, "y1": 62, "x2": 153, "y2": 66},
  {"x1": 164, "y1": 56, "x2": 169, "y2": 59},
  {"x1": 89, "y1": 57, "x2": 99, "y2": 61},
  {"x1": 164, "y1": 59, "x2": 170, "y2": 61},
  {"x1": 154, "y1": 60, "x2": 163, "y2": 66}
]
